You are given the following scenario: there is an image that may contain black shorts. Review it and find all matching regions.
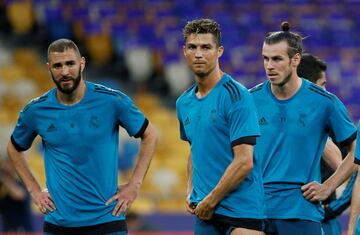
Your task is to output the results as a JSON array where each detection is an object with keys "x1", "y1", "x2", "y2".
[
  {"x1": 43, "y1": 220, "x2": 127, "y2": 235},
  {"x1": 211, "y1": 213, "x2": 265, "y2": 232}
]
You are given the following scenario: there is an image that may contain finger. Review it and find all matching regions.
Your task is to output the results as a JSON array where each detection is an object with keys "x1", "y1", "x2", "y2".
[
  {"x1": 105, "y1": 195, "x2": 118, "y2": 206},
  {"x1": 112, "y1": 201, "x2": 124, "y2": 216},
  {"x1": 185, "y1": 204, "x2": 195, "y2": 214},
  {"x1": 303, "y1": 189, "x2": 315, "y2": 200},
  {"x1": 310, "y1": 194, "x2": 321, "y2": 202},
  {"x1": 301, "y1": 183, "x2": 311, "y2": 191},
  {"x1": 302, "y1": 188, "x2": 312, "y2": 198},
  {"x1": 40, "y1": 206, "x2": 47, "y2": 214},
  {"x1": 44, "y1": 200, "x2": 56, "y2": 211},
  {"x1": 116, "y1": 202, "x2": 128, "y2": 216},
  {"x1": 46, "y1": 198, "x2": 56, "y2": 211}
]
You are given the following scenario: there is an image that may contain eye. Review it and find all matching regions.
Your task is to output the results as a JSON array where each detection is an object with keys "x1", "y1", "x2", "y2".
[
  {"x1": 52, "y1": 63, "x2": 62, "y2": 69},
  {"x1": 273, "y1": 57, "x2": 282, "y2": 61},
  {"x1": 66, "y1": 61, "x2": 76, "y2": 66}
]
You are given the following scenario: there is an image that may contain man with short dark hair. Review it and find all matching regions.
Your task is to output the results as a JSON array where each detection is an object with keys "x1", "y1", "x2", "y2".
[
  {"x1": 177, "y1": 18, "x2": 265, "y2": 235},
  {"x1": 7, "y1": 38, "x2": 158, "y2": 235}
]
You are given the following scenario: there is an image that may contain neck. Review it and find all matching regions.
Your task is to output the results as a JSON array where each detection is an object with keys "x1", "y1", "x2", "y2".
[
  {"x1": 271, "y1": 76, "x2": 302, "y2": 100},
  {"x1": 195, "y1": 68, "x2": 223, "y2": 98},
  {"x1": 57, "y1": 80, "x2": 86, "y2": 105}
]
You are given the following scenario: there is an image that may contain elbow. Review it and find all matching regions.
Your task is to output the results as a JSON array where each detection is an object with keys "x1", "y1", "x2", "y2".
[
  {"x1": 243, "y1": 161, "x2": 253, "y2": 175},
  {"x1": 6, "y1": 141, "x2": 14, "y2": 158},
  {"x1": 237, "y1": 159, "x2": 253, "y2": 176},
  {"x1": 142, "y1": 122, "x2": 159, "y2": 143},
  {"x1": 148, "y1": 123, "x2": 159, "y2": 145}
]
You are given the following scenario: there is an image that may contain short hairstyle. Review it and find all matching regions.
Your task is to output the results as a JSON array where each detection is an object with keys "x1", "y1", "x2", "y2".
[
  {"x1": 183, "y1": 18, "x2": 222, "y2": 47},
  {"x1": 297, "y1": 53, "x2": 327, "y2": 83},
  {"x1": 264, "y1": 22, "x2": 304, "y2": 58},
  {"x1": 47, "y1": 38, "x2": 81, "y2": 61}
]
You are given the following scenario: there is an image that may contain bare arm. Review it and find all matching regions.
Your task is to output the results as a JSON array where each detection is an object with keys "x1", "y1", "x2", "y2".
[
  {"x1": 106, "y1": 122, "x2": 158, "y2": 216},
  {"x1": 129, "y1": 122, "x2": 158, "y2": 189},
  {"x1": 322, "y1": 139, "x2": 342, "y2": 171},
  {"x1": 302, "y1": 139, "x2": 356, "y2": 202},
  {"x1": 348, "y1": 166, "x2": 360, "y2": 235},
  {"x1": 194, "y1": 144, "x2": 254, "y2": 220},
  {"x1": 185, "y1": 152, "x2": 194, "y2": 214},
  {"x1": 7, "y1": 140, "x2": 55, "y2": 213}
]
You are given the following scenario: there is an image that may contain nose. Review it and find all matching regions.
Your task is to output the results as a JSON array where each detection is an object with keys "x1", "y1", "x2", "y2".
[
  {"x1": 60, "y1": 65, "x2": 70, "y2": 76},
  {"x1": 265, "y1": 60, "x2": 274, "y2": 70},
  {"x1": 194, "y1": 48, "x2": 202, "y2": 58}
]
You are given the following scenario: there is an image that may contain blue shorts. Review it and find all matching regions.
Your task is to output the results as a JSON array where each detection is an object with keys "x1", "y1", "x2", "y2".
[
  {"x1": 194, "y1": 214, "x2": 265, "y2": 235},
  {"x1": 355, "y1": 216, "x2": 360, "y2": 235},
  {"x1": 322, "y1": 218, "x2": 341, "y2": 235},
  {"x1": 265, "y1": 219, "x2": 323, "y2": 235}
]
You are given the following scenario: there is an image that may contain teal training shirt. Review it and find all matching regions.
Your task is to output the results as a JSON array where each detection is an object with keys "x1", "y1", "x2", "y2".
[
  {"x1": 11, "y1": 82, "x2": 148, "y2": 227},
  {"x1": 176, "y1": 73, "x2": 264, "y2": 219},
  {"x1": 250, "y1": 79, "x2": 356, "y2": 222},
  {"x1": 355, "y1": 122, "x2": 360, "y2": 164}
]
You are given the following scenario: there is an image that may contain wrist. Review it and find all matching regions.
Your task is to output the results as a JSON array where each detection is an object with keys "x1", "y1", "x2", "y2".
[
  {"x1": 322, "y1": 180, "x2": 335, "y2": 195},
  {"x1": 204, "y1": 194, "x2": 219, "y2": 209},
  {"x1": 128, "y1": 179, "x2": 142, "y2": 190}
]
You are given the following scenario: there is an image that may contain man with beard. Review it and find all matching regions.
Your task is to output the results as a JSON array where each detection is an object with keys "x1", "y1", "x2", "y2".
[
  {"x1": 176, "y1": 19, "x2": 265, "y2": 235},
  {"x1": 6, "y1": 38, "x2": 158, "y2": 235},
  {"x1": 249, "y1": 22, "x2": 357, "y2": 235}
]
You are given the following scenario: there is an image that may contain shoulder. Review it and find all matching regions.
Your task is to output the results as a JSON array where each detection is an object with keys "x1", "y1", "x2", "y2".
[
  {"x1": 91, "y1": 82, "x2": 130, "y2": 102},
  {"x1": 220, "y1": 74, "x2": 251, "y2": 103},
  {"x1": 176, "y1": 84, "x2": 196, "y2": 106},
  {"x1": 305, "y1": 81, "x2": 338, "y2": 103},
  {"x1": 249, "y1": 82, "x2": 265, "y2": 94},
  {"x1": 22, "y1": 90, "x2": 52, "y2": 113}
]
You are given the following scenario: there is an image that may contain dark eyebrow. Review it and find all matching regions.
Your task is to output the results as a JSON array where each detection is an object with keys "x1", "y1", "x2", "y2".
[
  {"x1": 272, "y1": 55, "x2": 283, "y2": 59},
  {"x1": 52, "y1": 60, "x2": 76, "y2": 67},
  {"x1": 52, "y1": 62, "x2": 62, "y2": 67},
  {"x1": 186, "y1": 43, "x2": 212, "y2": 47}
]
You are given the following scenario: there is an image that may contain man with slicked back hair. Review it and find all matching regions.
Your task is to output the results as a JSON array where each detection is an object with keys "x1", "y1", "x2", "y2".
[
  {"x1": 249, "y1": 22, "x2": 357, "y2": 235},
  {"x1": 177, "y1": 18, "x2": 265, "y2": 235}
]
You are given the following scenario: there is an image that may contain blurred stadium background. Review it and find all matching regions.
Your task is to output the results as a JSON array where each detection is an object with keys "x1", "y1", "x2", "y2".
[{"x1": 0, "y1": 0, "x2": 359, "y2": 234}]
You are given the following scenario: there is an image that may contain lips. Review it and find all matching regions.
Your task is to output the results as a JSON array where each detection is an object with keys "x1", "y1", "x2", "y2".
[
  {"x1": 194, "y1": 61, "x2": 206, "y2": 65},
  {"x1": 60, "y1": 77, "x2": 73, "y2": 83}
]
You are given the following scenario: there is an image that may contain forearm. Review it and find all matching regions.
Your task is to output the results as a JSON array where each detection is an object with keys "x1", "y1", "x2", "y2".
[
  {"x1": 6, "y1": 141, "x2": 41, "y2": 197},
  {"x1": 323, "y1": 141, "x2": 356, "y2": 193},
  {"x1": 322, "y1": 139, "x2": 342, "y2": 171},
  {"x1": 129, "y1": 123, "x2": 158, "y2": 188},
  {"x1": 186, "y1": 153, "x2": 193, "y2": 196},
  {"x1": 348, "y1": 167, "x2": 360, "y2": 234},
  {"x1": 205, "y1": 144, "x2": 253, "y2": 208}
]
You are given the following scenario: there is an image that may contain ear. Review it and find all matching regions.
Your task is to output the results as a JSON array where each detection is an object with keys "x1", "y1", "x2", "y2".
[
  {"x1": 46, "y1": 62, "x2": 52, "y2": 75},
  {"x1": 292, "y1": 53, "x2": 301, "y2": 67},
  {"x1": 183, "y1": 45, "x2": 186, "y2": 57},
  {"x1": 218, "y1": 46, "x2": 224, "y2": 58},
  {"x1": 80, "y1": 57, "x2": 86, "y2": 72}
]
